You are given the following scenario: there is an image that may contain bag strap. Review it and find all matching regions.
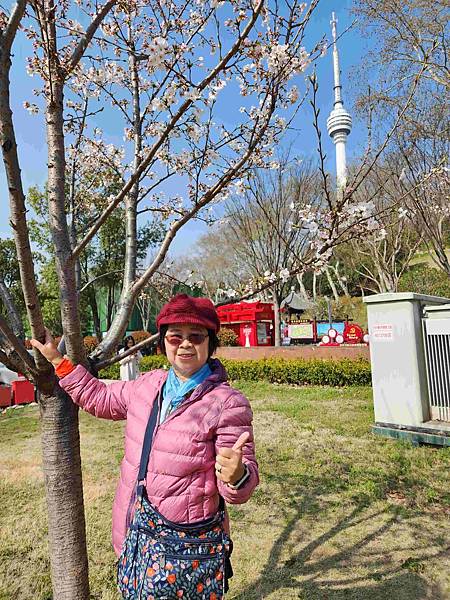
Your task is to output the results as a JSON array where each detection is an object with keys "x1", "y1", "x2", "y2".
[
  {"x1": 137, "y1": 393, "x2": 160, "y2": 484},
  {"x1": 136, "y1": 388, "x2": 226, "y2": 515}
]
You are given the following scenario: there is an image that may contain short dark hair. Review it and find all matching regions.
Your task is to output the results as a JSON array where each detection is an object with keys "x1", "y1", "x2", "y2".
[{"x1": 158, "y1": 325, "x2": 219, "y2": 359}]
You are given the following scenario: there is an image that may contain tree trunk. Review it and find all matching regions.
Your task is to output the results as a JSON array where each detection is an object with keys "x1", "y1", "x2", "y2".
[
  {"x1": 46, "y1": 82, "x2": 85, "y2": 362},
  {"x1": 39, "y1": 385, "x2": 89, "y2": 600},
  {"x1": 273, "y1": 288, "x2": 281, "y2": 347},
  {"x1": 332, "y1": 263, "x2": 350, "y2": 297},
  {"x1": 44, "y1": 20, "x2": 90, "y2": 593},
  {"x1": 433, "y1": 245, "x2": 450, "y2": 277},
  {"x1": 102, "y1": 45, "x2": 141, "y2": 352},
  {"x1": 297, "y1": 273, "x2": 309, "y2": 300},
  {"x1": 69, "y1": 202, "x2": 82, "y2": 293},
  {"x1": 87, "y1": 288, "x2": 103, "y2": 342},
  {"x1": 312, "y1": 272, "x2": 317, "y2": 300},
  {"x1": 93, "y1": 39, "x2": 142, "y2": 357},
  {"x1": 325, "y1": 266, "x2": 339, "y2": 301},
  {"x1": 0, "y1": 5, "x2": 50, "y2": 374},
  {"x1": 124, "y1": 48, "x2": 140, "y2": 289},
  {"x1": 107, "y1": 285, "x2": 114, "y2": 331}
]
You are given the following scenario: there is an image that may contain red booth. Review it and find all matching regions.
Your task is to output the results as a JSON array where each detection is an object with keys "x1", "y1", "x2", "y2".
[
  {"x1": 0, "y1": 385, "x2": 12, "y2": 408},
  {"x1": 216, "y1": 301, "x2": 275, "y2": 346},
  {"x1": 12, "y1": 376, "x2": 35, "y2": 405}
]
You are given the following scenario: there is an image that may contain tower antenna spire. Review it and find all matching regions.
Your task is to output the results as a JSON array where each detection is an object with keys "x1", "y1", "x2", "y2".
[{"x1": 331, "y1": 12, "x2": 342, "y2": 107}]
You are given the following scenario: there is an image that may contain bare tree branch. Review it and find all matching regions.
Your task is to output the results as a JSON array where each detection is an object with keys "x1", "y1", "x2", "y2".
[
  {"x1": 0, "y1": 278, "x2": 24, "y2": 339},
  {"x1": 344, "y1": 63, "x2": 427, "y2": 203},
  {"x1": 95, "y1": 332, "x2": 158, "y2": 370},
  {"x1": 65, "y1": 0, "x2": 117, "y2": 74},
  {"x1": 79, "y1": 269, "x2": 124, "y2": 294},
  {"x1": 1, "y1": 0, "x2": 27, "y2": 52},
  {"x1": 0, "y1": 314, "x2": 37, "y2": 378}
]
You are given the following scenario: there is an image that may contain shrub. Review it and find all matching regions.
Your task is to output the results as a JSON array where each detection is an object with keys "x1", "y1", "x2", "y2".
[
  {"x1": 99, "y1": 363, "x2": 120, "y2": 380},
  {"x1": 129, "y1": 330, "x2": 153, "y2": 344},
  {"x1": 221, "y1": 357, "x2": 371, "y2": 386},
  {"x1": 83, "y1": 336, "x2": 98, "y2": 353},
  {"x1": 99, "y1": 355, "x2": 371, "y2": 386},
  {"x1": 140, "y1": 355, "x2": 170, "y2": 371},
  {"x1": 399, "y1": 263, "x2": 450, "y2": 298},
  {"x1": 128, "y1": 330, "x2": 157, "y2": 355},
  {"x1": 217, "y1": 327, "x2": 239, "y2": 347}
]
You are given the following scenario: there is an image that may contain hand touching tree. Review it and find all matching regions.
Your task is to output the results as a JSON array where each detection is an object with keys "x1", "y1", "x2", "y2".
[{"x1": 30, "y1": 330, "x2": 64, "y2": 367}]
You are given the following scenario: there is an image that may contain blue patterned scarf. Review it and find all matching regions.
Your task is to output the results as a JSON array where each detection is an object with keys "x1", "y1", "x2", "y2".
[{"x1": 160, "y1": 362, "x2": 212, "y2": 423}]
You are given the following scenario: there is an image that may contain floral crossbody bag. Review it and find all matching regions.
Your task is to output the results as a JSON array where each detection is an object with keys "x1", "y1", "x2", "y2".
[{"x1": 117, "y1": 393, "x2": 232, "y2": 599}]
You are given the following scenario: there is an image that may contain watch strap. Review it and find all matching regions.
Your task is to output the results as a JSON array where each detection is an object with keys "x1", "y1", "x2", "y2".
[{"x1": 227, "y1": 464, "x2": 250, "y2": 490}]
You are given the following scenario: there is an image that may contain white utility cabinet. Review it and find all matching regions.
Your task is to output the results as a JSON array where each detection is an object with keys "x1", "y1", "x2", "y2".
[{"x1": 364, "y1": 292, "x2": 450, "y2": 446}]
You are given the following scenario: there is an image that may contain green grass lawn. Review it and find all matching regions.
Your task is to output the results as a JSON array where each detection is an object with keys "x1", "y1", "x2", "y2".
[{"x1": 0, "y1": 383, "x2": 449, "y2": 600}]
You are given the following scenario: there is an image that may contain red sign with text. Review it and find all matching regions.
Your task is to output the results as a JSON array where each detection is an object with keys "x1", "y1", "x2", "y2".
[{"x1": 344, "y1": 323, "x2": 364, "y2": 344}]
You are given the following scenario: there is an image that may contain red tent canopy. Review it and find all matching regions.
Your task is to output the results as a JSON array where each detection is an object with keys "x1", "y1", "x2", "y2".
[
  {"x1": 217, "y1": 301, "x2": 274, "y2": 323},
  {"x1": 216, "y1": 301, "x2": 274, "y2": 346}
]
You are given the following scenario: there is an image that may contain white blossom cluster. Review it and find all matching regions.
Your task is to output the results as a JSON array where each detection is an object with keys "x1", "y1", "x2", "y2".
[{"x1": 18, "y1": 0, "x2": 341, "y2": 282}]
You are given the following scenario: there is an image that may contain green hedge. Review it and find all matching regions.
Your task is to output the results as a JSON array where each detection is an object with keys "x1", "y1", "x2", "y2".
[
  {"x1": 140, "y1": 355, "x2": 170, "y2": 370},
  {"x1": 98, "y1": 363, "x2": 121, "y2": 380},
  {"x1": 99, "y1": 355, "x2": 169, "y2": 380},
  {"x1": 221, "y1": 358, "x2": 371, "y2": 386},
  {"x1": 100, "y1": 355, "x2": 371, "y2": 387}
]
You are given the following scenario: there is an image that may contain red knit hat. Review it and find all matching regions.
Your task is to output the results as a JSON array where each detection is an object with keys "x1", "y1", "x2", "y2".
[{"x1": 156, "y1": 294, "x2": 220, "y2": 333}]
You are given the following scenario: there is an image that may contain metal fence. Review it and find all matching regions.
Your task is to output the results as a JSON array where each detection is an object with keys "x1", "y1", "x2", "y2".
[{"x1": 423, "y1": 318, "x2": 450, "y2": 422}]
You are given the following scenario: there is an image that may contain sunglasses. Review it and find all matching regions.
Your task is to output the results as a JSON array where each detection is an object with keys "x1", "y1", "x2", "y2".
[{"x1": 165, "y1": 333, "x2": 209, "y2": 346}]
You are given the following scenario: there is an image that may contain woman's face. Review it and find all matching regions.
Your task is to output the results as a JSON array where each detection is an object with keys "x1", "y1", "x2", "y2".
[
  {"x1": 164, "y1": 323, "x2": 209, "y2": 380},
  {"x1": 126, "y1": 339, "x2": 134, "y2": 347}
]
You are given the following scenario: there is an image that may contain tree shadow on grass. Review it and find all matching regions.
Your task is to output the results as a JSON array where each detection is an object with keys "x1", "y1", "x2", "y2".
[{"x1": 230, "y1": 484, "x2": 448, "y2": 600}]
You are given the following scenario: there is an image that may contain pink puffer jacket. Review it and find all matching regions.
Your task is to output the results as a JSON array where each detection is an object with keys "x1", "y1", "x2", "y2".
[{"x1": 59, "y1": 359, "x2": 259, "y2": 556}]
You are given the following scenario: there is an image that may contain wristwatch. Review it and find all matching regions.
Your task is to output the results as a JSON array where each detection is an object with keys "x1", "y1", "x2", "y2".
[{"x1": 227, "y1": 464, "x2": 250, "y2": 490}]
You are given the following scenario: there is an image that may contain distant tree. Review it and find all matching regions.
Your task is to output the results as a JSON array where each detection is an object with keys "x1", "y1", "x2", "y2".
[
  {"x1": 80, "y1": 207, "x2": 164, "y2": 335},
  {"x1": 133, "y1": 267, "x2": 196, "y2": 332},
  {"x1": 343, "y1": 161, "x2": 423, "y2": 293},
  {"x1": 395, "y1": 99, "x2": 450, "y2": 276},
  {"x1": 226, "y1": 160, "x2": 319, "y2": 345},
  {"x1": 38, "y1": 260, "x2": 68, "y2": 336},
  {"x1": 28, "y1": 185, "x2": 165, "y2": 338},
  {"x1": 0, "y1": 238, "x2": 25, "y2": 338},
  {"x1": 353, "y1": 0, "x2": 448, "y2": 94},
  {"x1": 170, "y1": 226, "x2": 249, "y2": 301},
  {"x1": 353, "y1": 0, "x2": 450, "y2": 276}
]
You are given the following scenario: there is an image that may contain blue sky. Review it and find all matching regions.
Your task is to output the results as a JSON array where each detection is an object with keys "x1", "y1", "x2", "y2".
[{"x1": 0, "y1": 0, "x2": 370, "y2": 256}]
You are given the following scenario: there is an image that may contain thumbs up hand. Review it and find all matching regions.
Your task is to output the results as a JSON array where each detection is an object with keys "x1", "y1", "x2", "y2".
[{"x1": 215, "y1": 431, "x2": 250, "y2": 485}]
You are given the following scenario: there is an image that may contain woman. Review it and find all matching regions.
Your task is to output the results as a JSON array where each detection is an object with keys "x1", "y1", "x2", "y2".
[
  {"x1": 31, "y1": 294, "x2": 258, "y2": 599},
  {"x1": 119, "y1": 335, "x2": 143, "y2": 381}
]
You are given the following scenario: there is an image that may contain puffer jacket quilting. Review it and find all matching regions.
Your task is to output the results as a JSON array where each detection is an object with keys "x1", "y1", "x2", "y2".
[{"x1": 59, "y1": 359, "x2": 259, "y2": 556}]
